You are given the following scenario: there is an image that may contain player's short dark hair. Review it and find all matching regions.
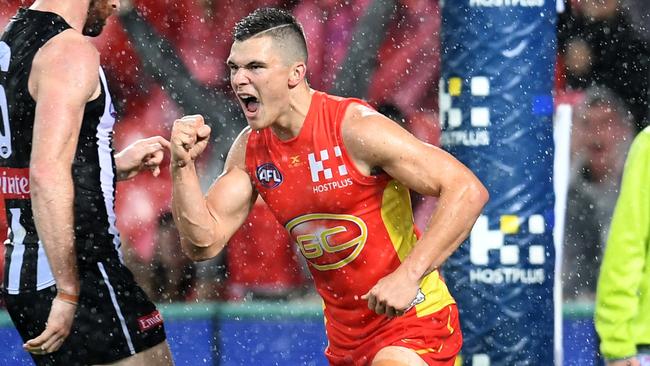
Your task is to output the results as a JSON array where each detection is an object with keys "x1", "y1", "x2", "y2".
[{"x1": 233, "y1": 8, "x2": 308, "y2": 63}]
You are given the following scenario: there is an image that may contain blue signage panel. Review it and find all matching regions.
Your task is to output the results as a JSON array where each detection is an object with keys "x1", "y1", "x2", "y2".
[{"x1": 440, "y1": 1, "x2": 556, "y2": 365}]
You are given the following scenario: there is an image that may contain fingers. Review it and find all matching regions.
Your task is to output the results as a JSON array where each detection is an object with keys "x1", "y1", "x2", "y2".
[
  {"x1": 175, "y1": 115, "x2": 205, "y2": 136},
  {"x1": 197, "y1": 124, "x2": 211, "y2": 140},
  {"x1": 142, "y1": 135, "x2": 171, "y2": 150},
  {"x1": 171, "y1": 116, "x2": 209, "y2": 150},
  {"x1": 363, "y1": 291, "x2": 374, "y2": 309},
  {"x1": 24, "y1": 298, "x2": 76, "y2": 355},
  {"x1": 24, "y1": 328, "x2": 54, "y2": 354},
  {"x1": 193, "y1": 137, "x2": 210, "y2": 155},
  {"x1": 25, "y1": 330, "x2": 66, "y2": 355},
  {"x1": 374, "y1": 300, "x2": 387, "y2": 315},
  {"x1": 170, "y1": 115, "x2": 210, "y2": 166},
  {"x1": 363, "y1": 290, "x2": 407, "y2": 318},
  {"x1": 385, "y1": 306, "x2": 397, "y2": 319},
  {"x1": 50, "y1": 338, "x2": 65, "y2": 353},
  {"x1": 180, "y1": 114, "x2": 205, "y2": 126},
  {"x1": 142, "y1": 147, "x2": 165, "y2": 177},
  {"x1": 143, "y1": 149, "x2": 164, "y2": 165},
  {"x1": 173, "y1": 126, "x2": 199, "y2": 150},
  {"x1": 24, "y1": 345, "x2": 46, "y2": 355},
  {"x1": 364, "y1": 293, "x2": 387, "y2": 315},
  {"x1": 142, "y1": 143, "x2": 164, "y2": 158},
  {"x1": 40, "y1": 333, "x2": 65, "y2": 353}
]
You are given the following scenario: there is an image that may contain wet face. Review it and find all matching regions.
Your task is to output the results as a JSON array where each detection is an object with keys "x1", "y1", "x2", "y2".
[
  {"x1": 227, "y1": 36, "x2": 293, "y2": 130},
  {"x1": 83, "y1": 0, "x2": 119, "y2": 37}
]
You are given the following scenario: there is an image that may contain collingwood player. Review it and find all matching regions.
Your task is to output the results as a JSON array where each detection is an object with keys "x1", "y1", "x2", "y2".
[{"x1": 0, "y1": 1, "x2": 173, "y2": 364}]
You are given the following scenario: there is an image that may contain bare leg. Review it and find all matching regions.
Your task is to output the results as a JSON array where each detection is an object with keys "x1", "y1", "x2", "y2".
[
  {"x1": 371, "y1": 346, "x2": 428, "y2": 366},
  {"x1": 95, "y1": 341, "x2": 174, "y2": 366}
]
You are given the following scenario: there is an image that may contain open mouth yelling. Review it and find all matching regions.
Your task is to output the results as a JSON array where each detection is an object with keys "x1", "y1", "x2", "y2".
[{"x1": 238, "y1": 94, "x2": 260, "y2": 118}]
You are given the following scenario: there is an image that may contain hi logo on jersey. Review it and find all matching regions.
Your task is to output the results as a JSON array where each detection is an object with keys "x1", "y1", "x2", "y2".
[
  {"x1": 256, "y1": 163, "x2": 283, "y2": 189},
  {"x1": 308, "y1": 146, "x2": 353, "y2": 193}
]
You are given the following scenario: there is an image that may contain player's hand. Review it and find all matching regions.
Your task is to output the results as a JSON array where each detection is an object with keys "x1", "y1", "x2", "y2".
[
  {"x1": 361, "y1": 266, "x2": 421, "y2": 318},
  {"x1": 606, "y1": 358, "x2": 640, "y2": 366},
  {"x1": 24, "y1": 296, "x2": 77, "y2": 355},
  {"x1": 114, "y1": 136, "x2": 170, "y2": 180},
  {"x1": 170, "y1": 115, "x2": 211, "y2": 167}
]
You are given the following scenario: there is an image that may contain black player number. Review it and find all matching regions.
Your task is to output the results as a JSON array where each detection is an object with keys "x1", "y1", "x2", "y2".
[{"x1": 0, "y1": 41, "x2": 12, "y2": 159}]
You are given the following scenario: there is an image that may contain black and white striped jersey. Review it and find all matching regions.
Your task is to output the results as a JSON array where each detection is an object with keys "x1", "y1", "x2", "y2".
[{"x1": 1, "y1": 8, "x2": 122, "y2": 294}]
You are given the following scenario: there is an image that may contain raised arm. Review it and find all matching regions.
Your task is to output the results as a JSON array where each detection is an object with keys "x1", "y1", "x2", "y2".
[
  {"x1": 25, "y1": 30, "x2": 100, "y2": 353},
  {"x1": 170, "y1": 115, "x2": 257, "y2": 261},
  {"x1": 343, "y1": 104, "x2": 489, "y2": 314}
]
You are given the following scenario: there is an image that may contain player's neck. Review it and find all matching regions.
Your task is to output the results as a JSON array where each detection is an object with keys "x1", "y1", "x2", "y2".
[
  {"x1": 30, "y1": 0, "x2": 89, "y2": 32},
  {"x1": 271, "y1": 87, "x2": 314, "y2": 141}
]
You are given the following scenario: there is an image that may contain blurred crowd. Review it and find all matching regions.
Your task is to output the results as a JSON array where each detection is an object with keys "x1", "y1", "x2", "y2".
[
  {"x1": 559, "y1": 0, "x2": 649, "y2": 301},
  {"x1": 0, "y1": 0, "x2": 647, "y2": 304}
]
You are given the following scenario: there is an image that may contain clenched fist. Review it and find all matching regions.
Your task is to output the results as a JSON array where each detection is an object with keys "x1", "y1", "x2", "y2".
[{"x1": 171, "y1": 115, "x2": 211, "y2": 167}]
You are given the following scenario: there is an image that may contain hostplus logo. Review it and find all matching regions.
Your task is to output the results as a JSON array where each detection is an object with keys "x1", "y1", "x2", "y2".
[
  {"x1": 469, "y1": 0, "x2": 544, "y2": 7},
  {"x1": 468, "y1": 214, "x2": 547, "y2": 285},
  {"x1": 439, "y1": 76, "x2": 491, "y2": 147},
  {"x1": 308, "y1": 146, "x2": 353, "y2": 193}
]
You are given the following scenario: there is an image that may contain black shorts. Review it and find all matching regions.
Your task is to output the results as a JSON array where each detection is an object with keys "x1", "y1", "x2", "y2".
[{"x1": 3, "y1": 258, "x2": 167, "y2": 366}]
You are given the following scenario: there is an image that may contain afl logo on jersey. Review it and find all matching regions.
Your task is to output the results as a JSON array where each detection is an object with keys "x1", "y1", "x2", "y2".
[{"x1": 256, "y1": 163, "x2": 283, "y2": 189}]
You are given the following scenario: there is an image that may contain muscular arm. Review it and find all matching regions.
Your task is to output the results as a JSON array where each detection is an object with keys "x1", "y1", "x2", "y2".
[
  {"x1": 344, "y1": 104, "x2": 488, "y2": 311},
  {"x1": 28, "y1": 30, "x2": 101, "y2": 296},
  {"x1": 171, "y1": 122, "x2": 257, "y2": 261}
]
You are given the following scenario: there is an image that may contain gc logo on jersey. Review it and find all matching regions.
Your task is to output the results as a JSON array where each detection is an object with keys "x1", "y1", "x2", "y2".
[
  {"x1": 286, "y1": 213, "x2": 367, "y2": 271},
  {"x1": 256, "y1": 163, "x2": 283, "y2": 189}
]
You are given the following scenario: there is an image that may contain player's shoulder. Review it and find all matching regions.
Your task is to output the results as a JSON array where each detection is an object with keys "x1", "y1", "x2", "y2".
[
  {"x1": 341, "y1": 101, "x2": 398, "y2": 142},
  {"x1": 342, "y1": 100, "x2": 379, "y2": 120},
  {"x1": 227, "y1": 126, "x2": 253, "y2": 168},
  {"x1": 234, "y1": 126, "x2": 253, "y2": 147},
  {"x1": 30, "y1": 29, "x2": 100, "y2": 96},
  {"x1": 35, "y1": 29, "x2": 99, "y2": 69}
]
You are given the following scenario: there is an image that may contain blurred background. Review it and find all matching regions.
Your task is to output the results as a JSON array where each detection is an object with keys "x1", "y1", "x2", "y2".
[{"x1": 0, "y1": 0, "x2": 648, "y2": 364}]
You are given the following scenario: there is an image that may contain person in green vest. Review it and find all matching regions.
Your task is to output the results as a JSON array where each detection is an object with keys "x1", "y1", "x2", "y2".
[{"x1": 595, "y1": 127, "x2": 650, "y2": 366}]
